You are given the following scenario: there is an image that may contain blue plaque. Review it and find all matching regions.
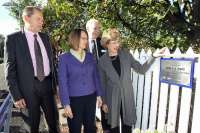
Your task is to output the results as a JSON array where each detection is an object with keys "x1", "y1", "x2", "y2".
[{"x1": 160, "y1": 58, "x2": 195, "y2": 88}]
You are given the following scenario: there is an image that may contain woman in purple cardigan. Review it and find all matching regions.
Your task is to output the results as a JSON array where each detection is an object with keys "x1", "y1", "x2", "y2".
[{"x1": 58, "y1": 29, "x2": 102, "y2": 133}]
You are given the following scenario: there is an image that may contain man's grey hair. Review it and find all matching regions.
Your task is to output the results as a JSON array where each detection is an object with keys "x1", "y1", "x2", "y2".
[
  {"x1": 86, "y1": 18, "x2": 100, "y2": 31},
  {"x1": 22, "y1": 6, "x2": 42, "y2": 17}
]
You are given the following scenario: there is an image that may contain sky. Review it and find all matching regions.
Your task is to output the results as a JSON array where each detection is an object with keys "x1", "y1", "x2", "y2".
[
  {"x1": 0, "y1": 0, "x2": 19, "y2": 37},
  {"x1": 0, "y1": 0, "x2": 48, "y2": 37}
]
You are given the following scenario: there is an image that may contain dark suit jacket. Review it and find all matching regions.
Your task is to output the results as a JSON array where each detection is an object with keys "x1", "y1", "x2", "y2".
[
  {"x1": 96, "y1": 37, "x2": 106, "y2": 58},
  {"x1": 4, "y1": 31, "x2": 57, "y2": 102}
]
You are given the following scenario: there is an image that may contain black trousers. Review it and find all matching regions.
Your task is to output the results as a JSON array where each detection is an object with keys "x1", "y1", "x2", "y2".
[
  {"x1": 110, "y1": 103, "x2": 132, "y2": 133},
  {"x1": 22, "y1": 76, "x2": 59, "y2": 133},
  {"x1": 67, "y1": 93, "x2": 96, "y2": 133},
  {"x1": 101, "y1": 110, "x2": 110, "y2": 131}
]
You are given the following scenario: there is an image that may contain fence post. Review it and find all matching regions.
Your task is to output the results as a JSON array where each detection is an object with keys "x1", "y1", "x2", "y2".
[
  {"x1": 191, "y1": 56, "x2": 200, "y2": 133},
  {"x1": 148, "y1": 49, "x2": 161, "y2": 131},
  {"x1": 177, "y1": 48, "x2": 194, "y2": 133},
  {"x1": 135, "y1": 49, "x2": 147, "y2": 129},
  {"x1": 141, "y1": 49, "x2": 153, "y2": 130},
  {"x1": 166, "y1": 48, "x2": 182, "y2": 132}
]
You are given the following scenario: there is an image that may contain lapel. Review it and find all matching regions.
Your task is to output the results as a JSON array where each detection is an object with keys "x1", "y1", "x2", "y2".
[
  {"x1": 95, "y1": 38, "x2": 101, "y2": 57},
  {"x1": 103, "y1": 50, "x2": 125, "y2": 82},
  {"x1": 118, "y1": 50, "x2": 125, "y2": 80},
  {"x1": 104, "y1": 52, "x2": 121, "y2": 84},
  {"x1": 20, "y1": 31, "x2": 34, "y2": 68},
  {"x1": 96, "y1": 37, "x2": 101, "y2": 49}
]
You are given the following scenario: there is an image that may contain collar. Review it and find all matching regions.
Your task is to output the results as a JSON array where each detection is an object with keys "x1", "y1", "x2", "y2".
[
  {"x1": 70, "y1": 49, "x2": 86, "y2": 62},
  {"x1": 24, "y1": 27, "x2": 39, "y2": 36},
  {"x1": 89, "y1": 38, "x2": 96, "y2": 42}
]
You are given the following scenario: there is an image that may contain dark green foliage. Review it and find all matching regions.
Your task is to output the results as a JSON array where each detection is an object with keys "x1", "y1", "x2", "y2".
[{"x1": 7, "y1": 0, "x2": 200, "y2": 53}]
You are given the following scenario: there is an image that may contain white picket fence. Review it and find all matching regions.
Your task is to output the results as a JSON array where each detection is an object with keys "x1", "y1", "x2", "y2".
[{"x1": 131, "y1": 47, "x2": 200, "y2": 133}]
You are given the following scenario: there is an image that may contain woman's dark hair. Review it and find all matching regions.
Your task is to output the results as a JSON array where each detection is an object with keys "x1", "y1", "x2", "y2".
[{"x1": 68, "y1": 28, "x2": 88, "y2": 50}]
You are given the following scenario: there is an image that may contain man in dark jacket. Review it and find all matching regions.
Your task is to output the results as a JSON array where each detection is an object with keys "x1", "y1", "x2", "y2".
[
  {"x1": 4, "y1": 6, "x2": 59, "y2": 133},
  {"x1": 86, "y1": 18, "x2": 109, "y2": 132}
]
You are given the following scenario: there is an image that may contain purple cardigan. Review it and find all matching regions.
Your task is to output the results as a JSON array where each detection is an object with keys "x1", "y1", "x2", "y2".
[{"x1": 58, "y1": 52, "x2": 102, "y2": 106}]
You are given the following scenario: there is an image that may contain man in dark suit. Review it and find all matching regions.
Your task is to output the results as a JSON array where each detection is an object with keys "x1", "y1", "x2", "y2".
[
  {"x1": 86, "y1": 19, "x2": 106, "y2": 60},
  {"x1": 4, "y1": 6, "x2": 59, "y2": 133},
  {"x1": 86, "y1": 19, "x2": 109, "y2": 132}
]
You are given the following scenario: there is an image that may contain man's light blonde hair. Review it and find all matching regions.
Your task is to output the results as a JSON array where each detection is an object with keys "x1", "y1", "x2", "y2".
[
  {"x1": 86, "y1": 18, "x2": 101, "y2": 31},
  {"x1": 101, "y1": 28, "x2": 121, "y2": 49},
  {"x1": 22, "y1": 6, "x2": 42, "y2": 17}
]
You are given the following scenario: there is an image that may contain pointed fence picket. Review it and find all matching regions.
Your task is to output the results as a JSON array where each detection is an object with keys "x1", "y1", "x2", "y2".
[
  {"x1": 148, "y1": 50, "x2": 160, "y2": 131},
  {"x1": 166, "y1": 48, "x2": 181, "y2": 132},
  {"x1": 135, "y1": 49, "x2": 147, "y2": 129},
  {"x1": 191, "y1": 52, "x2": 200, "y2": 133},
  {"x1": 141, "y1": 49, "x2": 153, "y2": 130},
  {"x1": 177, "y1": 48, "x2": 194, "y2": 133},
  {"x1": 131, "y1": 50, "x2": 139, "y2": 106}
]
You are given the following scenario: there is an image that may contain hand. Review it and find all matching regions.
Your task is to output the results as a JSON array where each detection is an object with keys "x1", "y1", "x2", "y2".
[
  {"x1": 153, "y1": 47, "x2": 167, "y2": 57},
  {"x1": 14, "y1": 99, "x2": 26, "y2": 109},
  {"x1": 102, "y1": 104, "x2": 108, "y2": 113},
  {"x1": 59, "y1": 108, "x2": 68, "y2": 133},
  {"x1": 97, "y1": 96, "x2": 102, "y2": 108},
  {"x1": 64, "y1": 105, "x2": 73, "y2": 119}
]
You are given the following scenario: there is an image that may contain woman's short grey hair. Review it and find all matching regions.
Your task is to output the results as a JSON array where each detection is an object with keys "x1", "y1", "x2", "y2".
[{"x1": 101, "y1": 28, "x2": 121, "y2": 49}]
